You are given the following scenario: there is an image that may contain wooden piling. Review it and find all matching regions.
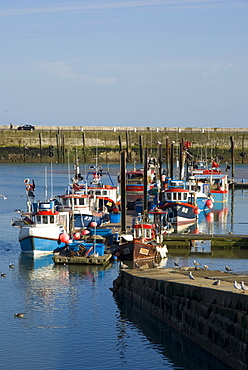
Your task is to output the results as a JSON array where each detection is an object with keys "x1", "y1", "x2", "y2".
[
  {"x1": 118, "y1": 135, "x2": 122, "y2": 152},
  {"x1": 166, "y1": 138, "x2": 169, "y2": 177},
  {"x1": 143, "y1": 147, "x2": 148, "y2": 213},
  {"x1": 120, "y1": 151, "x2": 127, "y2": 233},
  {"x1": 82, "y1": 133, "x2": 86, "y2": 162},
  {"x1": 39, "y1": 133, "x2": 42, "y2": 162},
  {"x1": 139, "y1": 135, "x2": 143, "y2": 164}
]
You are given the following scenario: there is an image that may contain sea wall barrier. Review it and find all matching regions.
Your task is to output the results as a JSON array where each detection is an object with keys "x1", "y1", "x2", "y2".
[
  {"x1": 112, "y1": 268, "x2": 248, "y2": 370},
  {"x1": 0, "y1": 125, "x2": 248, "y2": 163}
]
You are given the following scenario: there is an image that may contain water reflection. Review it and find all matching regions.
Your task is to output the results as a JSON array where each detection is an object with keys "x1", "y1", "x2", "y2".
[
  {"x1": 114, "y1": 296, "x2": 232, "y2": 370},
  {"x1": 16, "y1": 253, "x2": 113, "y2": 330}
]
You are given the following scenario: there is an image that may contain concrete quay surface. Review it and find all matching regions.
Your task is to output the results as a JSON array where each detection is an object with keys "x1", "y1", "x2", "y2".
[
  {"x1": 123, "y1": 266, "x2": 248, "y2": 290},
  {"x1": 113, "y1": 266, "x2": 248, "y2": 370}
]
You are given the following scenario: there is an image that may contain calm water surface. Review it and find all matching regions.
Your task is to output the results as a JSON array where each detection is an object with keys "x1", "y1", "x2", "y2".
[{"x1": 0, "y1": 163, "x2": 247, "y2": 370}]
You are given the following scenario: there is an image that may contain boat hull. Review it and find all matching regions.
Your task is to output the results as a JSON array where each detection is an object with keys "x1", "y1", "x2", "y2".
[
  {"x1": 165, "y1": 202, "x2": 198, "y2": 224},
  {"x1": 115, "y1": 240, "x2": 166, "y2": 261},
  {"x1": 19, "y1": 225, "x2": 63, "y2": 254}
]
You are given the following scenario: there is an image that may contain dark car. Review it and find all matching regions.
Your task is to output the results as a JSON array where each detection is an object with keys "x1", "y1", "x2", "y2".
[{"x1": 17, "y1": 124, "x2": 35, "y2": 131}]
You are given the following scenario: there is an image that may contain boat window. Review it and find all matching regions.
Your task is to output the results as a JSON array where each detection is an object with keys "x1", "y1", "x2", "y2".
[
  {"x1": 50, "y1": 216, "x2": 55, "y2": 224},
  {"x1": 103, "y1": 190, "x2": 108, "y2": 195},
  {"x1": 79, "y1": 198, "x2": 85, "y2": 205},
  {"x1": 145, "y1": 229, "x2": 151, "y2": 238},
  {"x1": 74, "y1": 198, "x2": 78, "y2": 205},
  {"x1": 36, "y1": 215, "x2": 41, "y2": 224},
  {"x1": 95, "y1": 190, "x2": 101, "y2": 195},
  {"x1": 183, "y1": 193, "x2": 187, "y2": 201},
  {"x1": 173, "y1": 193, "x2": 177, "y2": 200},
  {"x1": 43, "y1": 216, "x2": 48, "y2": 224},
  {"x1": 167, "y1": 193, "x2": 171, "y2": 200},
  {"x1": 178, "y1": 193, "x2": 182, "y2": 200}
]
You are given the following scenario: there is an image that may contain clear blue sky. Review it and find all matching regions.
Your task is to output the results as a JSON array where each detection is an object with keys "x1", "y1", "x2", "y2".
[{"x1": 0, "y1": 0, "x2": 247, "y2": 128}]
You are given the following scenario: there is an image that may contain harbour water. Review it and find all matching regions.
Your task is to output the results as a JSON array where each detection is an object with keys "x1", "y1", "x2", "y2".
[{"x1": 0, "y1": 162, "x2": 248, "y2": 370}]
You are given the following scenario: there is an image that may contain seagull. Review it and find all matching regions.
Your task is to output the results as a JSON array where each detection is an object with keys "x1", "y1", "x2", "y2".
[
  {"x1": 1, "y1": 272, "x2": 6, "y2": 277},
  {"x1": 135, "y1": 262, "x2": 140, "y2": 268},
  {"x1": 203, "y1": 265, "x2": 209, "y2": 270},
  {"x1": 9, "y1": 263, "x2": 15, "y2": 269},
  {"x1": 189, "y1": 272, "x2": 195, "y2": 280},
  {"x1": 213, "y1": 280, "x2": 220, "y2": 286},
  {"x1": 0, "y1": 194, "x2": 7, "y2": 199},
  {"x1": 241, "y1": 281, "x2": 248, "y2": 291},
  {"x1": 233, "y1": 281, "x2": 241, "y2": 290},
  {"x1": 14, "y1": 313, "x2": 26, "y2": 318},
  {"x1": 225, "y1": 265, "x2": 233, "y2": 272},
  {"x1": 193, "y1": 260, "x2": 201, "y2": 266},
  {"x1": 174, "y1": 261, "x2": 179, "y2": 267},
  {"x1": 120, "y1": 261, "x2": 129, "y2": 269}
]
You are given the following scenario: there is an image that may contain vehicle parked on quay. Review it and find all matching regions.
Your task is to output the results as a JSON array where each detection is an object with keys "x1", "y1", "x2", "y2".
[{"x1": 17, "y1": 124, "x2": 35, "y2": 131}]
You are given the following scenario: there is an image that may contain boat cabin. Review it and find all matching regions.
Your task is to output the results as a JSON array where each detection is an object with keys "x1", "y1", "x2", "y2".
[{"x1": 133, "y1": 223, "x2": 155, "y2": 240}]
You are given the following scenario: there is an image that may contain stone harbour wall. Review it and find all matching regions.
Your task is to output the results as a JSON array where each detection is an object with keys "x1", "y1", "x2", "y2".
[{"x1": 113, "y1": 270, "x2": 248, "y2": 370}]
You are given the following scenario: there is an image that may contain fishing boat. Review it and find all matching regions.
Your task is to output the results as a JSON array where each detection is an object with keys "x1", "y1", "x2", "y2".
[
  {"x1": 72, "y1": 163, "x2": 120, "y2": 204},
  {"x1": 160, "y1": 179, "x2": 200, "y2": 225},
  {"x1": 55, "y1": 192, "x2": 110, "y2": 229},
  {"x1": 12, "y1": 197, "x2": 70, "y2": 254},
  {"x1": 124, "y1": 158, "x2": 158, "y2": 210},
  {"x1": 188, "y1": 160, "x2": 229, "y2": 204},
  {"x1": 113, "y1": 215, "x2": 168, "y2": 261},
  {"x1": 55, "y1": 163, "x2": 121, "y2": 229}
]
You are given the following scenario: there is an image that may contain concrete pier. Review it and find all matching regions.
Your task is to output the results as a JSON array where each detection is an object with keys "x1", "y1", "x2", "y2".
[{"x1": 112, "y1": 267, "x2": 248, "y2": 370}]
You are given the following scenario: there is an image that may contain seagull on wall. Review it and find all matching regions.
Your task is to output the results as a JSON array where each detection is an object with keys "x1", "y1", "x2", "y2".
[
  {"x1": 233, "y1": 281, "x2": 241, "y2": 290},
  {"x1": 241, "y1": 281, "x2": 248, "y2": 291},
  {"x1": 189, "y1": 272, "x2": 195, "y2": 280},
  {"x1": 212, "y1": 280, "x2": 220, "y2": 286},
  {"x1": 120, "y1": 261, "x2": 129, "y2": 269}
]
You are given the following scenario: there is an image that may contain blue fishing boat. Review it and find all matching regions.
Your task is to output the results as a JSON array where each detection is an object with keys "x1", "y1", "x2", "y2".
[{"x1": 12, "y1": 197, "x2": 70, "y2": 254}]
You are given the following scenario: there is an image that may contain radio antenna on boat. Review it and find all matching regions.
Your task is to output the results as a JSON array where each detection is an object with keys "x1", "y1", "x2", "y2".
[
  {"x1": 44, "y1": 167, "x2": 48, "y2": 201},
  {"x1": 67, "y1": 153, "x2": 71, "y2": 183}
]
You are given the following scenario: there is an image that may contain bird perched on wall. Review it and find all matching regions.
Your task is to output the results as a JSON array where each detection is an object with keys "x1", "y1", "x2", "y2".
[
  {"x1": 189, "y1": 272, "x2": 195, "y2": 280},
  {"x1": 120, "y1": 262, "x2": 129, "y2": 269},
  {"x1": 193, "y1": 260, "x2": 201, "y2": 266},
  {"x1": 225, "y1": 265, "x2": 233, "y2": 272},
  {"x1": 174, "y1": 261, "x2": 179, "y2": 267},
  {"x1": 135, "y1": 262, "x2": 140, "y2": 268},
  {"x1": 233, "y1": 281, "x2": 241, "y2": 289},
  {"x1": 241, "y1": 281, "x2": 248, "y2": 291},
  {"x1": 203, "y1": 265, "x2": 209, "y2": 270},
  {"x1": 212, "y1": 280, "x2": 220, "y2": 286}
]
